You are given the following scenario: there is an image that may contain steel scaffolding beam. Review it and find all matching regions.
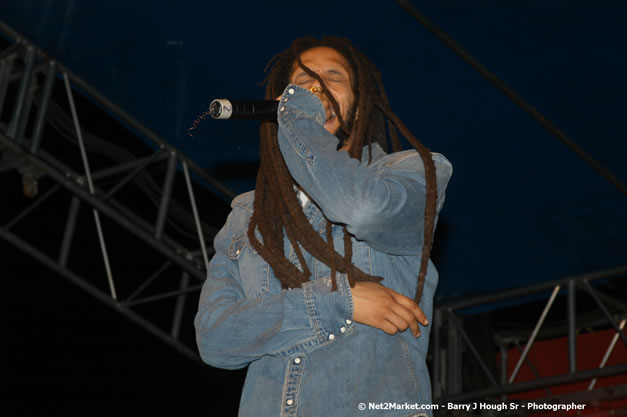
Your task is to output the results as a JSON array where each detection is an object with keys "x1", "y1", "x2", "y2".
[
  {"x1": 432, "y1": 266, "x2": 627, "y2": 412},
  {"x1": 0, "y1": 22, "x2": 233, "y2": 363},
  {"x1": 391, "y1": 6, "x2": 627, "y2": 407},
  {"x1": 2, "y1": 17, "x2": 625, "y2": 412}
]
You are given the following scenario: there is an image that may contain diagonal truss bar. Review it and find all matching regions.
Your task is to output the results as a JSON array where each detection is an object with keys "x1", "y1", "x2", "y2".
[
  {"x1": 0, "y1": 59, "x2": 12, "y2": 116},
  {"x1": 24, "y1": 143, "x2": 206, "y2": 266},
  {"x1": 107, "y1": 195, "x2": 208, "y2": 275},
  {"x1": 513, "y1": 341, "x2": 553, "y2": 398},
  {"x1": 58, "y1": 196, "x2": 81, "y2": 267},
  {"x1": 122, "y1": 284, "x2": 203, "y2": 308},
  {"x1": 7, "y1": 45, "x2": 34, "y2": 140},
  {"x1": 155, "y1": 151, "x2": 177, "y2": 240},
  {"x1": 447, "y1": 309, "x2": 498, "y2": 386},
  {"x1": 533, "y1": 383, "x2": 627, "y2": 409},
  {"x1": 183, "y1": 160, "x2": 210, "y2": 271},
  {"x1": 0, "y1": 18, "x2": 235, "y2": 200},
  {"x1": 171, "y1": 272, "x2": 190, "y2": 339},
  {"x1": 63, "y1": 71, "x2": 117, "y2": 300},
  {"x1": 433, "y1": 268, "x2": 627, "y2": 403},
  {"x1": 0, "y1": 132, "x2": 207, "y2": 281},
  {"x1": 395, "y1": 0, "x2": 627, "y2": 195},
  {"x1": 0, "y1": 226, "x2": 201, "y2": 363},
  {"x1": 588, "y1": 319, "x2": 626, "y2": 390},
  {"x1": 30, "y1": 60, "x2": 56, "y2": 154},
  {"x1": 127, "y1": 261, "x2": 173, "y2": 302},
  {"x1": 582, "y1": 280, "x2": 627, "y2": 346},
  {"x1": 0, "y1": 38, "x2": 20, "y2": 61},
  {"x1": 439, "y1": 265, "x2": 627, "y2": 311},
  {"x1": 509, "y1": 285, "x2": 561, "y2": 383},
  {"x1": 0, "y1": 22, "x2": 235, "y2": 365},
  {"x1": 5, "y1": 183, "x2": 60, "y2": 229},
  {"x1": 102, "y1": 149, "x2": 167, "y2": 200},
  {"x1": 441, "y1": 362, "x2": 627, "y2": 403}
]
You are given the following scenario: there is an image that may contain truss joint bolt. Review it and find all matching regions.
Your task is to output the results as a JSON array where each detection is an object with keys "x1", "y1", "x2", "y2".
[{"x1": 22, "y1": 174, "x2": 39, "y2": 197}]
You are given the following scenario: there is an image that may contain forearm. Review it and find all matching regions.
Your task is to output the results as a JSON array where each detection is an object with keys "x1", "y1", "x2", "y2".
[
  {"x1": 194, "y1": 270, "x2": 354, "y2": 369},
  {"x1": 276, "y1": 84, "x2": 432, "y2": 254}
]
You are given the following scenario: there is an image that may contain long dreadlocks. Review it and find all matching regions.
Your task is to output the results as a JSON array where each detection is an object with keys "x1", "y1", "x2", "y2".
[{"x1": 247, "y1": 36, "x2": 437, "y2": 303}]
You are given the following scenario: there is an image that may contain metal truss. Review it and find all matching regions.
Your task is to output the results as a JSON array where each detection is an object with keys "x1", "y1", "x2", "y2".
[
  {"x1": 3, "y1": 17, "x2": 626, "y2": 412},
  {"x1": 432, "y1": 266, "x2": 627, "y2": 413},
  {"x1": 394, "y1": 3, "x2": 627, "y2": 410},
  {"x1": 1, "y1": 21, "x2": 235, "y2": 362}
]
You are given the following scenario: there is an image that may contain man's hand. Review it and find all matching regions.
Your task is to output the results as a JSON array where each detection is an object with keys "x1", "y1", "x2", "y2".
[
  {"x1": 351, "y1": 281, "x2": 428, "y2": 337},
  {"x1": 276, "y1": 87, "x2": 335, "y2": 127}
]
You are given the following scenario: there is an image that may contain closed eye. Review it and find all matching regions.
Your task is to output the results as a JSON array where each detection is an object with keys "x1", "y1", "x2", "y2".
[{"x1": 294, "y1": 75, "x2": 312, "y2": 85}]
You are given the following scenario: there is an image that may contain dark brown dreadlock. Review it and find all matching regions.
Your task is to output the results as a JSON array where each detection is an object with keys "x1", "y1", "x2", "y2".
[{"x1": 248, "y1": 36, "x2": 438, "y2": 303}]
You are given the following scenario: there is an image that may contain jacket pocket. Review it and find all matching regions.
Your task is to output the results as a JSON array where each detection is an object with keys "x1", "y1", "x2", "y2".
[{"x1": 229, "y1": 232, "x2": 270, "y2": 298}]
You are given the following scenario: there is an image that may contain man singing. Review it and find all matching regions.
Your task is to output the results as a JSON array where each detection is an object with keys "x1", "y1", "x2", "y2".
[{"x1": 195, "y1": 36, "x2": 452, "y2": 416}]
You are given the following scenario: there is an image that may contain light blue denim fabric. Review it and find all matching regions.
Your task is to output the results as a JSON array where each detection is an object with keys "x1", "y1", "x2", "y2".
[{"x1": 195, "y1": 84, "x2": 453, "y2": 417}]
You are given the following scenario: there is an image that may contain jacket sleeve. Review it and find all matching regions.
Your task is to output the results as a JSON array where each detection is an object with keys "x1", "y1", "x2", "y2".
[
  {"x1": 194, "y1": 204, "x2": 355, "y2": 370},
  {"x1": 276, "y1": 84, "x2": 453, "y2": 256}
]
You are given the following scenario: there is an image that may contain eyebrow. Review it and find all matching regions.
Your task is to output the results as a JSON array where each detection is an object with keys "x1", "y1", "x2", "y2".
[
  {"x1": 325, "y1": 69, "x2": 347, "y2": 77},
  {"x1": 292, "y1": 68, "x2": 348, "y2": 79}
]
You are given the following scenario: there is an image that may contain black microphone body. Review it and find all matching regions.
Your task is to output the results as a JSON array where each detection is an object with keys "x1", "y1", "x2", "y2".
[{"x1": 210, "y1": 99, "x2": 278, "y2": 120}]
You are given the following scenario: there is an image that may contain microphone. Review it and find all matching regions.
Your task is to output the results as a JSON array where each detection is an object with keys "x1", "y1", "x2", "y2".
[{"x1": 209, "y1": 99, "x2": 278, "y2": 120}]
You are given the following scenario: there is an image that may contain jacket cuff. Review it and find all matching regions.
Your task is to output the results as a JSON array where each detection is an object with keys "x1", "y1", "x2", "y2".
[
  {"x1": 278, "y1": 84, "x2": 327, "y2": 127},
  {"x1": 302, "y1": 274, "x2": 355, "y2": 344}
]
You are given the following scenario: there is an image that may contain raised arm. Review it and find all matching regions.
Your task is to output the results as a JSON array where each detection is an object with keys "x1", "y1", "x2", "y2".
[{"x1": 276, "y1": 84, "x2": 452, "y2": 255}]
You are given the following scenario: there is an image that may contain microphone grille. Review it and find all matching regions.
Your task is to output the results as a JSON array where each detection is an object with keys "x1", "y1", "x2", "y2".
[{"x1": 209, "y1": 99, "x2": 233, "y2": 119}]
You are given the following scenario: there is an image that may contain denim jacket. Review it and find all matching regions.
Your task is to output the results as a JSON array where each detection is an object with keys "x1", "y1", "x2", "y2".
[{"x1": 195, "y1": 85, "x2": 453, "y2": 417}]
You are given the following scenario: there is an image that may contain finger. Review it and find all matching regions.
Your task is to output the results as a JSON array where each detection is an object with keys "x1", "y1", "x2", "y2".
[
  {"x1": 378, "y1": 301, "x2": 418, "y2": 337},
  {"x1": 389, "y1": 303, "x2": 421, "y2": 337},
  {"x1": 382, "y1": 314, "x2": 406, "y2": 335},
  {"x1": 385, "y1": 288, "x2": 428, "y2": 326},
  {"x1": 380, "y1": 320, "x2": 399, "y2": 336}
]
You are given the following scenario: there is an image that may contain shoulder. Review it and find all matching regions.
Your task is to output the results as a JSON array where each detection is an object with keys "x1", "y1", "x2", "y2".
[
  {"x1": 231, "y1": 190, "x2": 255, "y2": 213},
  {"x1": 216, "y1": 191, "x2": 255, "y2": 239}
]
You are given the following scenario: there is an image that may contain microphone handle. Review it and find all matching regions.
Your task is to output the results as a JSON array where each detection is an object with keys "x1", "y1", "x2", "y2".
[{"x1": 210, "y1": 99, "x2": 278, "y2": 120}]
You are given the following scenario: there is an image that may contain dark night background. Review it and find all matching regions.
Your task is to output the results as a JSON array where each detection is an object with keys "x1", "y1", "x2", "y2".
[
  {"x1": 3, "y1": 1, "x2": 626, "y2": 416},
  {"x1": 3, "y1": 69, "x2": 245, "y2": 415}
]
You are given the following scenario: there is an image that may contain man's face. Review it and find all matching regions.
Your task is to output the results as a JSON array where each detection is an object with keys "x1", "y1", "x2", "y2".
[{"x1": 289, "y1": 47, "x2": 356, "y2": 136}]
